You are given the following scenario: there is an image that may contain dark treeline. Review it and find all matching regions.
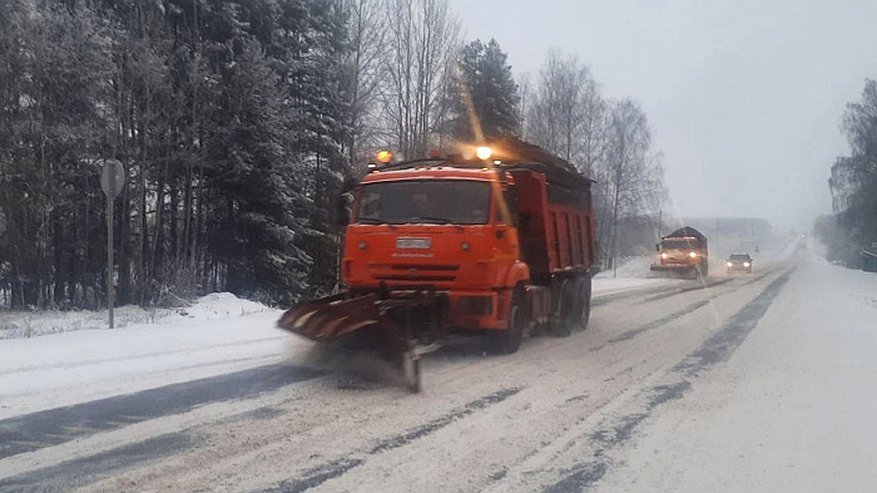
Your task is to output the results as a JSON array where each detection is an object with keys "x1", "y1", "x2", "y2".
[
  {"x1": 0, "y1": 0, "x2": 349, "y2": 308},
  {"x1": 0, "y1": 0, "x2": 666, "y2": 309},
  {"x1": 819, "y1": 79, "x2": 877, "y2": 266}
]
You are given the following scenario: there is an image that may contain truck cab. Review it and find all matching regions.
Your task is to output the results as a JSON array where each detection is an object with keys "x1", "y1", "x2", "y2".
[{"x1": 343, "y1": 165, "x2": 524, "y2": 332}]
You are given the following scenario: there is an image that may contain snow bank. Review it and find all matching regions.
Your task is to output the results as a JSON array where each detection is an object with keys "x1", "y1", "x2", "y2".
[
  {"x1": 0, "y1": 292, "x2": 272, "y2": 340},
  {"x1": 594, "y1": 255, "x2": 655, "y2": 280}
]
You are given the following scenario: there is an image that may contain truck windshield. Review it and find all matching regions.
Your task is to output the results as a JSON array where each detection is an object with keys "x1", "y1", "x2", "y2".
[
  {"x1": 356, "y1": 180, "x2": 491, "y2": 225},
  {"x1": 662, "y1": 240, "x2": 698, "y2": 250}
]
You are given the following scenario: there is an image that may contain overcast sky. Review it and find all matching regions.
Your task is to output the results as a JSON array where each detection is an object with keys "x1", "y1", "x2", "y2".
[{"x1": 450, "y1": 0, "x2": 877, "y2": 231}]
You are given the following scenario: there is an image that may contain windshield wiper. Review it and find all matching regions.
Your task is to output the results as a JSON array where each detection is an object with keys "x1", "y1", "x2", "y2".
[
  {"x1": 410, "y1": 217, "x2": 465, "y2": 231},
  {"x1": 411, "y1": 216, "x2": 452, "y2": 223},
  {"x1": 356, "y1": 217, "x2": 383, "y2": 224},
  {"x1": 356, "y1": 217, "x2": 398, "y2": 229}
]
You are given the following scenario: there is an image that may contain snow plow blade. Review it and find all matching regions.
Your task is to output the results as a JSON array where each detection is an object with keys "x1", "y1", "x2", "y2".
[
  {"x1": 276, "y1": 292, "x2": 383, "y2": 342},
  {"x1": 277, "y1": 290, "x2": 449, "y2": 392}
]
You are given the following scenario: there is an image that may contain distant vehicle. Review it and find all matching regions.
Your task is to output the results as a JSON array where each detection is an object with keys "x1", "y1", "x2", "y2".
[
  {"x1": 726, "y1": 253, "x2": 753, "y2": 273},
  {"x1": 650, "y1": 226, "x2": 709, "y2": 279}
]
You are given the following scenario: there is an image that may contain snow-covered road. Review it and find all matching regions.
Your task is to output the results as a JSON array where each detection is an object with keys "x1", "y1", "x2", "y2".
[{"x1": 2, "y1": 240, "x2": 875, "y2": 492}]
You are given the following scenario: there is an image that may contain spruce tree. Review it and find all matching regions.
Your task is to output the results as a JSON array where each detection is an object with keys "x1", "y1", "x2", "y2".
[{"x1": 448, "y1": 38, "x2": 519, "y2": 142}]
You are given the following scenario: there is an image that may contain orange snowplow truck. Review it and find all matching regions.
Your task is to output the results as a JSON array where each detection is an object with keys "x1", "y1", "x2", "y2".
[
  {"x1": 278, "y1": 137, "x2": 597, "y2": 391},
  {"x1": 650, "y1": 226, "x2": 709, "y2": 279}
]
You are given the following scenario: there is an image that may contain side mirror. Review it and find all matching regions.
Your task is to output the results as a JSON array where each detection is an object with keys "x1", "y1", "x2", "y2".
[
  {"x1": 336, "y1": 193, "x2": 352, "y2": 227},
  {"x1": 655, "y1": 243, "x2": 660, "y2": 252}
]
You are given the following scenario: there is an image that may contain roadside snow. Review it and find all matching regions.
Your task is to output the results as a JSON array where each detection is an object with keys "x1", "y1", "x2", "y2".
[
  {"x1": 0, "y1": 292, "x2": 271, "y2": 340},
  {"x1": 0, "y1": 293, "x2": 298, "y2": 419},
  {"x1": 594, "y1": 255, "x2": 656, "y2": 280},
  {"x1": 591, "y1": 278, "x2": 678, "y2": 296}
]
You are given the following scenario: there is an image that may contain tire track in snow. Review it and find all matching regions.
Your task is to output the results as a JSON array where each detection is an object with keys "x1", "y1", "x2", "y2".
[
  {"x1": 0, "y1": 363, "x2": 322, "y2": 459},
  {"x1": 262, "y1": 387, "x2": 521, "y2": 493},
  {"x1": 593, "y1": 268, "x2": 778, "y2": 350},
  {"x1": 640, "y1": 277, "x2": 734, "y2": 303},
  {"x1": 493, "y1": 269, "x2": 794, "y2": 492},
  {"x1": 672, "y1": 270, "x2": 793, "y2": 376},
  {"x1": 0, "y1": 432, "x2": 197, "y2": 493}
]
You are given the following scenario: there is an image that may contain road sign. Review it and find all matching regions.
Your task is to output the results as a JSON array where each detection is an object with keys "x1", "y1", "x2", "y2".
[
  {"x1": 100, "y1": 159, "x2": 125, "y2": 328},
  {"x1": 100, "y1": 159, "x2": 126, "y2": 197}
]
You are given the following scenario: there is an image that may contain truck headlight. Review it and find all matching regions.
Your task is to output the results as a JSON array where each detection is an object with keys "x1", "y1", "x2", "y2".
[
  {"x1": 689, "y1": 251, "x2": 697, "y2": 258},
  {"x1": 661, "y1": 252, "x2": 668, "y2": 259},
  {"x1": 727, "y1": 262, "x2": 733, "y2": 267},
  {"x1": 743, "y1": 262, "x2": 750, "y2": 267}
]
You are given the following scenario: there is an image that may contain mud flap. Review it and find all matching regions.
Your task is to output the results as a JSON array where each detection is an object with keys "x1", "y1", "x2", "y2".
[{"x1": 402, "y1": 350, "x2": 421, "y2": 393}]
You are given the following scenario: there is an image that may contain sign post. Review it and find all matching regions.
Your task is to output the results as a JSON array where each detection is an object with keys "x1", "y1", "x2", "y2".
[{"x1": 100, "y1": 159, "x2": 126, "y2": 328}]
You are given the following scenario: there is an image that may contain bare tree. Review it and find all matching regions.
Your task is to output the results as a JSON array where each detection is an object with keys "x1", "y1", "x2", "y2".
[
  {"x1": 600, "y1": 99, "x2": 665, "y2": 275},
  {"x1": 525, "y1": 51, "x2": 604, "y2": 175},
  {"x1": 382, "y1": 0, "x2": 460, "y2": 159},
  {"x1": 517, "y1": 72, "x2": 532, "y2": 137},
  {"x1": 342, "y1": 0, "x2": 386, "y2": 167}
]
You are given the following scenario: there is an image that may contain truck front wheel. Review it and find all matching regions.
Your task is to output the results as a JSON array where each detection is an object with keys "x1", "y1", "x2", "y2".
[{"x1": 488, "y1": 293, "x2": 526, "y2": 354}]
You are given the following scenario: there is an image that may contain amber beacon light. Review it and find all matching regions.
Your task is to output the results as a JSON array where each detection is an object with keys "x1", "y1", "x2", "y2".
[{"x1": 376, "y1": 150, "x2": 393, "y2": 164}]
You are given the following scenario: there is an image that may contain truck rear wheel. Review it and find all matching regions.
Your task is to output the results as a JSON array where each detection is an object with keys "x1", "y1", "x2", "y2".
[
  {"x1": 488, "y1": 292, "x2": 526, "y2": 354},
  {"x1": 550, "y1": 281, "x2": 575, "y2": 337}
]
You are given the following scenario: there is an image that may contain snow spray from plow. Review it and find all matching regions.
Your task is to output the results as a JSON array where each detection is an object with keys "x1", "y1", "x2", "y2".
[{"x1": 277, "y1": 290, "x2": 448, "y2": 392}]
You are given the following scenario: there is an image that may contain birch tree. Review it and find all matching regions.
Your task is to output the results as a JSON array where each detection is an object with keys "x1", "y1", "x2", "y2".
[{"x1": 382, "y1": 0, "x2": 459, "y2": 158}]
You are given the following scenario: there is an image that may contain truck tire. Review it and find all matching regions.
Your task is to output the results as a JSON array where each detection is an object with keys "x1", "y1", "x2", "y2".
[
  {"x1": 550, "y1": 281, "x2": 575, "y2": 337},
  {"x1": 488, "y1": 291, "x2": 526, "y2": 354}
]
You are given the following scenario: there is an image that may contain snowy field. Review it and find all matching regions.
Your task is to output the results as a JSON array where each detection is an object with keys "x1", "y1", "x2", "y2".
[
  {"x1": 0, "y1": 292, "x2": 272, "y2": 340},
  {"x1": 0, "y1": 294, "x2": 291, "y2": 419}
]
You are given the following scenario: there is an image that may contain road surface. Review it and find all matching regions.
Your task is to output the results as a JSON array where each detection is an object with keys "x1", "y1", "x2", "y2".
[{"x1": 2, "y1": 241, "x2": 876, "y2": 492}]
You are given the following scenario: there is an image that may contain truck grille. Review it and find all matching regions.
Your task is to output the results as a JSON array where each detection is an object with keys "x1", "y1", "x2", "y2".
[{"x1": 371, "y1": 264, "x2": 459, "y2": 283}]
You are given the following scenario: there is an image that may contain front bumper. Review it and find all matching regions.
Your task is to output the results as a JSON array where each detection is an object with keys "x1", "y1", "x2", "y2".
[{"x1": 650, "y1": 262, "x2": 696, "y2": 271}]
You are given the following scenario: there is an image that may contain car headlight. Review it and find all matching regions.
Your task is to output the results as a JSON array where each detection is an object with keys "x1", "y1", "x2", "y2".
[
  {"x1": 743, "y1": 262, "x2": 750, "y2": 267},
  {"x1": 661, "y1": 252, "x2": 668, "y2": 259},
  {"x1": 689, "y1": 251, "x2": 697, "y2": 258},
  {"x1": 727, "y1": 262, "x2": 733, "y2": 267}
]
